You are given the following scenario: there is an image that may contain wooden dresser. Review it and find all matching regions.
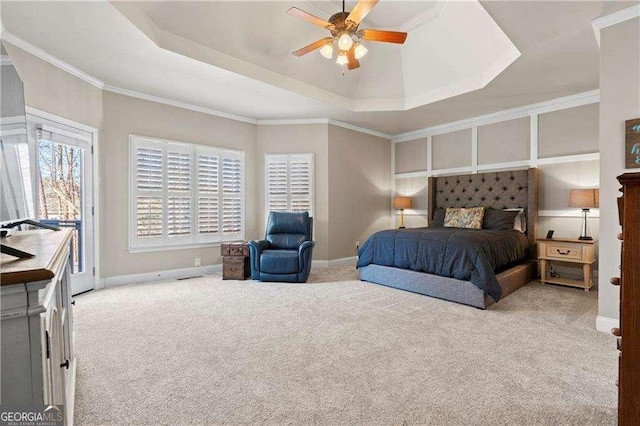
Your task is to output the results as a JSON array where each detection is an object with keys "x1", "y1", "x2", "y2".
[
  {"x1": 1, "y1": 230, "x2": 76, "y2": 425},
  {"x1": 615, "y1": 173, "x2": 640, "y2": 425}
]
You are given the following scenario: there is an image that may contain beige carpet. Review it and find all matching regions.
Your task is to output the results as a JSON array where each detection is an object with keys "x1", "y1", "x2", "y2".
[{"x1": 73, "y1": 265, "x2": 617, "y2": 425}]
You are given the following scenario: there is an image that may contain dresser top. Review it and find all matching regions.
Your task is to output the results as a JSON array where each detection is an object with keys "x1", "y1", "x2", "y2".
[
  {"x1": 1, "y1": 229, "x2": 73, "y2": 286},
  {"x1": 537, "y1": 237, "x2": 596, "y2": 244}
]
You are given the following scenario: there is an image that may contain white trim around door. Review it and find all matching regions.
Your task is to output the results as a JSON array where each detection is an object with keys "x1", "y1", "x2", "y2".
[{"x1": 25, "y1": 106, "x2": 101, "y2": 291}]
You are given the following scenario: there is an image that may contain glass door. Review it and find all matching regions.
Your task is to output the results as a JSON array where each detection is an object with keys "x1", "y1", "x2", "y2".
[{"x1": 31, "y1": 120, "x2": 94, "y2": 295}]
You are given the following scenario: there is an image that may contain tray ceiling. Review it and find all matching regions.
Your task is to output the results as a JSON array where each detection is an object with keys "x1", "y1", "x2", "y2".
[
  {"x1": 1, "y1": 1, "x2": 626, "y2": 134},
  {"x1": 113, "y1": 0, "x2": 520, "y2": 111}
]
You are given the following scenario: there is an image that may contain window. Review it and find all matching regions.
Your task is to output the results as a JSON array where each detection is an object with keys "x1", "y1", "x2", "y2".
[
  {"x1": 264, "y1": 154, "x2": 314, "y2": 219},
  {"x1": 130, "y1": 135, "x2": 243, "y2": 251}
]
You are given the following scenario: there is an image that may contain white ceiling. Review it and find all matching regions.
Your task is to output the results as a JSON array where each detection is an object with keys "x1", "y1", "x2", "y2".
[
  {"x1": 117, "y1": 0, "x2": 519, "y2": 111},
  {"x1": 0, "y1": 1, "x2": 637, "y2": 135}
]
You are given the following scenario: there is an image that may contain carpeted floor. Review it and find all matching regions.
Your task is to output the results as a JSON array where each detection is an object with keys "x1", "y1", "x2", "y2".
[{"x1": 73, "y1": 265, "x2": 617, "y2": 425}]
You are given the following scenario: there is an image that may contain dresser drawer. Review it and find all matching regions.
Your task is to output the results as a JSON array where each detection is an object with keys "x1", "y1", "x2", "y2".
[
  {"x1": 223, "y1": 257, "x2": 250, "y2": 280},
  {"x1": 545, "y1": 243, "x2": 583, "y2": 261},
  {"x1": 221, "y1": 242, "x2": 249, "y2": 257}
]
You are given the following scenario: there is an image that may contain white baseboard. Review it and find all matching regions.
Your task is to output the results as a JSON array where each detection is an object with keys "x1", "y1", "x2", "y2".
[
  {"x1": 100, "y1": 257, "x2": 357, "y2": 288},
  {"x1": 596, "y1": 315, "x2": 619, "y2": 333},
  {"x1": 100, "y1": 264, "x2": 222, "y2": 288},
  {"x1": 313, "y1": 256, "x2": 358, "y2": 268}
]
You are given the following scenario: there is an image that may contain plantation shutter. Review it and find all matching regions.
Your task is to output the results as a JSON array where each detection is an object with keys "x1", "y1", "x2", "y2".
[
  {"x1": 264, "y1": 154, "x2": 314, "y2": 220},
  {"x1": 221, "y1": 152, "x2": 243, "y2": 240},
  {"x1": 130, "y1": 136, "x2": 244, "y2": 250},
  {"x1": 195, "y1": 149, "x2": 219, "y2": 242},
  {"x1": 289, "y1": 155, "x2": 312, "y2": 213},
  {"x1": 133, "y1": 138, "x2": 164, "y2": 247},
  {"x1": 165, "y1": 143, "x2": 192, "y2": 244},
  {"x1": 266, "y1": 156, "x2": 289, "y2": 213}
]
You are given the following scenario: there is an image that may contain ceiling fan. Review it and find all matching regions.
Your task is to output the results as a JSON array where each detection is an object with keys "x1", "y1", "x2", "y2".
[{"x1": 287, "y1": 0, "x2": 407, "y2": 71}]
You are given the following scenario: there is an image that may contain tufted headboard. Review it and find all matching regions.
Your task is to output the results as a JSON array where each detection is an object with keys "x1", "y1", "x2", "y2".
[{"x1": 427, "y1": 168, "x2": 539, "y2": 255}]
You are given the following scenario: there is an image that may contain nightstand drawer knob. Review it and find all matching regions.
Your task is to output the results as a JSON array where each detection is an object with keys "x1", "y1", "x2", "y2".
[
  {"x1": 617, "y1": 233, "x2": 623, "y2": 241},
  {"x1": 556, "y1": 249, "x2": 571, "y2": 255},
  {"x1": 612, "y1": 327, "x2": 621, "y2": 337},
  {"x1": 611, "y1": 277, "x2": 621, "y2": 286}
]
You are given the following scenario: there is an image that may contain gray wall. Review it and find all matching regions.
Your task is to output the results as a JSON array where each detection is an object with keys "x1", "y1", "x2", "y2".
[
  {"x1": 4, "y1": 42, "x2": 103, "y2": 130},
  {"x1": 539, "y1": 103, "x2": 599, "y2": 158},
  {"x1": 478, "y1": 117, "x2": 530, "y2": 165},
  {"x1": 328, "y1": 125, "x2": 391, "y2": 260},
  {"x1": 101, "y1": 92, "x2": 258, "y2": 277},
  {"x1": 395, "y1": 137, "x2": 428, "y2": 173},
  {"x1": 256, "y1": 124, "x2": 330, "y2": 260},
  {"x1": 256, "y1": 124, "x2": 392, "y2": 261},
  {"x1": 432, "y1": 129, "x2": 472, "y2": 169},
  {"x1": 598, "y1": 17, "x2": 640, "y2": 322}
]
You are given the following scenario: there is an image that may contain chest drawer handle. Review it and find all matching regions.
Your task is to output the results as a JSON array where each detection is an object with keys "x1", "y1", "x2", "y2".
[{"x1": 556, "y1": 249, "x2": 571, "y2": 255}]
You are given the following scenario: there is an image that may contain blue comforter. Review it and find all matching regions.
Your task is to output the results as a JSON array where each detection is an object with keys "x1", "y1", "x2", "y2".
[{"x1": 356, "y1": 227, "x2": 529, "y2": 301}]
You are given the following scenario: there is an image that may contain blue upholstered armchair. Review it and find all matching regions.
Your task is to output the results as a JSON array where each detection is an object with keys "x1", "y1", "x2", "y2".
[{"x1": 249, "y1": 211, "x2": 315, "y2": 283}]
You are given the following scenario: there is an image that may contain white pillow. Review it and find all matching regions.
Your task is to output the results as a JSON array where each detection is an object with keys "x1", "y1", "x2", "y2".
[{"x1": 504, "y1": 208, "x2": 526, "y2": 233}]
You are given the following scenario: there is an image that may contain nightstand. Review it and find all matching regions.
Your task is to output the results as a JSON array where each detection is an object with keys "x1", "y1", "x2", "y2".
[{"x1": 537, "y1": 238, "x2": 596, "y2": 291}]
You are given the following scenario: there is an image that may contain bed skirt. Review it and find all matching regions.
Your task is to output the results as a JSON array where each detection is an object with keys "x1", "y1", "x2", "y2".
[{"x1": 358, "y1": 260, "x2": 537, "y2": 309}]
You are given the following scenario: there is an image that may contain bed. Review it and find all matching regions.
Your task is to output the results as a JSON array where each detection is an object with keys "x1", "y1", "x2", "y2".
[{"x1": 357, "y1": 168, "x2": 539, "y2": 309}]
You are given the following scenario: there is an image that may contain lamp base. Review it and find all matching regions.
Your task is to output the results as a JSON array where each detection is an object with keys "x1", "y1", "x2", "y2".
[{"x1": 578, "y1": 236, "x2": 593, "y2": 241}]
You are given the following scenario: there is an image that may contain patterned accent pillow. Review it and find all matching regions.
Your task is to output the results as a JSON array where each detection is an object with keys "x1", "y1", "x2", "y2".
[{"x1": 444, "y1": 207, "x2": 485, "y2": 229}]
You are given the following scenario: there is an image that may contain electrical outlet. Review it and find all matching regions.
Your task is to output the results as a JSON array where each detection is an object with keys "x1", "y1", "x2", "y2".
[{"x1": 195, "y1": 258, "x2": 201, "y2": 267}]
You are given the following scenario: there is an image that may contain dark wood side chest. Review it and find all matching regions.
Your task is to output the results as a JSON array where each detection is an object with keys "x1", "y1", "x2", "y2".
[
  {"x1": 616, "y1": 173, "x2": 640, "y2": 425},
  {"x1": 221, "y1": 242, "x2": 250, "y2": 280}
]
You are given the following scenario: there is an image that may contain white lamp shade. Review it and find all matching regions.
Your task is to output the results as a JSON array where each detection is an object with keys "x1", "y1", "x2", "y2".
[
  {"x1": 337, "y1": 32, "x2": 354, "y2": 50},
  {"x1": 320, "y1": 43, "x2": 333, "y2": 59},
  {"x1": 354, "y1": 43, "x2": 368, "y2": 59}
]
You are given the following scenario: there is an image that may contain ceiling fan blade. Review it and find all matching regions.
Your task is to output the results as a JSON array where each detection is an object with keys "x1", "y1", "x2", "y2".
[
  {"x1": 347, "y1": 46, "x2": 360, "y2": 70},
  {"x1": 287, "y1": 7, "x2": 334, "y2": 30},
  {"x1": 346, "y1": 0, "x2": 379, "y2": 27},
  {"x1": 361, "y1": 29, "x2": 408, "y2": 44},
  {"x1": 292, "y1": 37, "x2": 334, "y2": 57}
]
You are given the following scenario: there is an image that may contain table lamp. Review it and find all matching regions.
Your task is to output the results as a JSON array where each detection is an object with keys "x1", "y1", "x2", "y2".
[
  {"x1": 393, "y1": 196, "x2": 412, "y2": 229},
  {"x1": 568, "y1": 188, "x2": 599, "y2": 240}
]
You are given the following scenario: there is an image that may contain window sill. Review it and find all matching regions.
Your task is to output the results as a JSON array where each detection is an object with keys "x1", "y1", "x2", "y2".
[{"x1": 128, "y1": 240, "x2": 245, "y2": 254}]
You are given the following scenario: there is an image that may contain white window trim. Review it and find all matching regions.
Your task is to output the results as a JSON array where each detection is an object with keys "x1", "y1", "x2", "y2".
[
  {"x1": 129, "y1": 135, "x2": 244, "y2": 253},
  {"x1": 264, "y1": 153, "x2": 314, "y2": 222}
]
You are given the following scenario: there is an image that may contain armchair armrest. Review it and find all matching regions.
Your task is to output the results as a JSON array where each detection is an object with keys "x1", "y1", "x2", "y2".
[
  {"x1": 298, "y1": 240, "x2": 315, "y2": 272},
  {"x1": 248, "y1": 240, "x2": 270, "y2": 275}
]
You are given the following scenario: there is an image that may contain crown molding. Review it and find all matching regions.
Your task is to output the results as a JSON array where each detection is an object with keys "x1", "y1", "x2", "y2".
[
  {"x1": 327, "y1": 119, "x2": 391, "y2": 139},
  {"x1": 257, "y1": 118, "x2": 329, "y2": 126},
  {"x1": 257, "y1": 118, "x2": 392, "y2": 139},
  {"x1": 0, "y1": 30, "x2": 600, "y2": 142},
  {"x1": 592, "y1": 4, "x2": 640, "y2": 46},
  {"x1": 393, "y1": 89, "x2": 599, "y2": 143},
  {"x1": 1, "y1": 31, "x2": 105, "y2": 89},
  {"x1": 103, "y1": 85, "x2": 259, "y2": 125}
]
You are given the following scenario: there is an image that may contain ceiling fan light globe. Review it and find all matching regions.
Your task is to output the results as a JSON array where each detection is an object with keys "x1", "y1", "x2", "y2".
[
  {"x1": 320, "y1": 43, "x2": 334, "y2": 59},
  {"x1": 354, "y1": 43, "x2": 368, "y2": 59},
  {"x1": 336, "y1": 54, "x2": 348, "y2": 66},
  {"x1": 337, "y1": 32, "x2": 354, "y2": 50}
]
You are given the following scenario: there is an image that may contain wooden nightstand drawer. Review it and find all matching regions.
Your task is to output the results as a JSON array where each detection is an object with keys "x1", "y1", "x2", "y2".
[{"x1": 545, "y1": 243, "x2": 582, "y2": 261}]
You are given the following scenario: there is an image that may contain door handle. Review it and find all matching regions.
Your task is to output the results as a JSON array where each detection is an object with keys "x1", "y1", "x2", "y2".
[{"x1": 60, "y1": 359, "x2": 69, "y2": 369}]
